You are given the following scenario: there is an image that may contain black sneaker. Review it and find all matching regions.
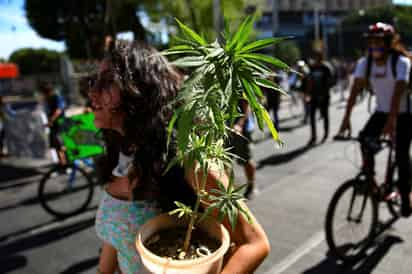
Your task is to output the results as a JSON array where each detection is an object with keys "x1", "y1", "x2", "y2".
[
  {"x1": 307, "y1": 138, "x2": 317, "y2": 146},
  {"x1": 401, "y1": 200, "x2": 412, "y2": 217}
]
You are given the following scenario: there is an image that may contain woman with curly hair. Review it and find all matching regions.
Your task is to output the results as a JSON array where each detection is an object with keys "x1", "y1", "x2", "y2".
[{"x1": 89, "y1": 41, "x2": 270, "y2": 274}]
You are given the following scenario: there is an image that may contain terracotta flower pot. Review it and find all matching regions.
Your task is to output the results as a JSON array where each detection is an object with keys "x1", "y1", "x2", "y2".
[{"x1": 136, "y1": 213, "x2": 230, "y2": 274}]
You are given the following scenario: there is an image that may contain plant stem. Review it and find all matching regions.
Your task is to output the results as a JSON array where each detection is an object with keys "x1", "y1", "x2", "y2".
[
  {"x1": 183, "y1": 193, "x2": 200, "y2": 253},
  {"x1": 183, "y1": 167, "x2": 202, "y2": 253}
]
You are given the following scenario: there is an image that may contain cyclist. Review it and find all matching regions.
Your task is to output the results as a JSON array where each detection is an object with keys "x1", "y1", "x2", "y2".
[
  {"x1": 337, "y1": 22, "x2": 412, "y2": 217},
  {"x1": 38, "y1": 81, "x2": 67, "y2": 165}
]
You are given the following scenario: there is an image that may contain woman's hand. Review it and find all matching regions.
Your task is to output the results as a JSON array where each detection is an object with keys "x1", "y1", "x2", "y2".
[{"x1": 185, "y1": 166, "x2": 270, "y2": 274}]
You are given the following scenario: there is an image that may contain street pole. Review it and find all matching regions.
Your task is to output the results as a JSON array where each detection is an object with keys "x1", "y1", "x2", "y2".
[
  {"x1": 272, "y1": 0, "x2": 279, "y2": 36},
  {"x1": 338, "y1": 20, "x2": 343, "y2": 58},
  {"x1": 314, "y1": 3, "x2": 320, "y2": 42},
  {"x1": 213, "y1": 0, "x2": 223, "y2": 40},
  {"x1": 322, "y1": 13, "x2": 328, "y2": 58}
]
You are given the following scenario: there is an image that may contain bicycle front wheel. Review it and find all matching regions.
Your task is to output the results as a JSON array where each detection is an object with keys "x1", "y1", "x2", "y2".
[
  {"x1": 386, "y1": 166, "x2": 402, "y2": 218},
  {"x1": 325, "y1": 179, "x2": 378, "y2": 263},
  {"x1": 38, "y1": 164, "x2": 94, "y2": 218}
]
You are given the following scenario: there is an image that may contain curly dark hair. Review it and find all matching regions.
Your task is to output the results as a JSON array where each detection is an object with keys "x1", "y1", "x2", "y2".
[{"x1": 95, "y1": 41, "x2": 182, "y2": 200}]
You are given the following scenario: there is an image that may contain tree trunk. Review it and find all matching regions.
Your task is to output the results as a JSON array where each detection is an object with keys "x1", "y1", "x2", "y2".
[{"x1": 186, "y1": 0, "x2": 200, "y2": 33}]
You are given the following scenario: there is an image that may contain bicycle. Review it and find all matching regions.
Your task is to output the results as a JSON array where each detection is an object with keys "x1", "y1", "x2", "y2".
[
  {"x1": 38, "y1": 112, "x2": 104, "y2": 218},
  {"x1": 325, "y1": 136, "x2": 402, "y2": 263},
  {"x1": 38, "y1": 157, "x2": 100, "y2": 218}
]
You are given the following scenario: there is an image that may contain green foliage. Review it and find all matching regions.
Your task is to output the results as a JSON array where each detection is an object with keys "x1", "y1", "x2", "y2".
[
  {"x1": 9, "y1": 48, "x2": 62, "y2": 75},
  {"x1": 272, "y1": 40, "x2": 301, "y2": 66},
  {"x1": 341, "y1": 5, "x2": 412, "y2": 56},
  {"x1": 165, "y1": 16, "x2": 287, "y2": 250},
  {"x1": 24, "y1": 0, "x2": 249, "y2": 58},
  {"x1": 144, "y1": 0, "x2": 248, "y2": 42},
  {"x1": 25, "y1": 0, "x2": 148, "y2": 59},
  {"x1": 201, "y1": 174, "x2": 251, "y2": 230},
  {"x1": 169, "y1": 201, "x2": 193, "y2": 218}
]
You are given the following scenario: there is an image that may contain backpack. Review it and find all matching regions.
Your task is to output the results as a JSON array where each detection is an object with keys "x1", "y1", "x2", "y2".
[{"x1": 364, "y1": 50, "x2": 411, "y2": 113}]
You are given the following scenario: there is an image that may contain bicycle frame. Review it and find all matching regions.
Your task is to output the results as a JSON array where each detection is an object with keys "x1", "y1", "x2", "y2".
[
  {"x1": 336, "y1": 136, "x2": 397, "y2": 221},
  {"x1": 67, "y1": 158, "x2": 96, "y2": 189},
  {"x1": 347, "y1": 184, "x2": 368, "y2": 223}
]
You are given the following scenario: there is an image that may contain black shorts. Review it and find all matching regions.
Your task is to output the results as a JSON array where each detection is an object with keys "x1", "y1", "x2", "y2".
[
  {"x1": 49, "y1": 126, "x2": 62, "y2": 150},
  {"x1": 359, "y1": 111, "x2": 412, "y2": 152},
  {"x1": 359, "y1": 112, "x2": 388, "y2": 141},
  {"x1": 229, "y1": 131, "x2": 252, "y2": 164}
]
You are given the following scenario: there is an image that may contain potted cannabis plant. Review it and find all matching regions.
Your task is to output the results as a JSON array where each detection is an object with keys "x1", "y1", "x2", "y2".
[{"x1": 136, "y1": 16, "x2": 289, "y2": 274}]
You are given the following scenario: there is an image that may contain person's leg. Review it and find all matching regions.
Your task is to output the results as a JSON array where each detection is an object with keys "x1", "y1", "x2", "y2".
[
  {"x1": 300, "y1": 93, "x2": 309, "y2": 124},
  {"x1": 0, "y1": 128, "x2": 4, "y2": 156},
  {"x1": 271, "y1": 93, "x2": 280, "y2": 130},
  {"x1": 57, "y1": 149, "x2": 67, "y2": 166},
  {"x1": 320, "y1": 98, "x2": 330, "y2": 142},
  {"x1": 396, "y1": 114, "x2": 412, "y2": 217},
  {"x1": 98, "y1": 243, "x2": 118, "y2": 274},
  {"x1": 50, "y1": 127, "x2": 66, "y2": 166},
  {"x1": 243, "y1": 160, "x2": 256, "y2": 197},
  {"x1": 239, "y1": 131, "x2": 256, "y2": 199},
  {"x1": 359, "y1": 112, "x2": 387, "y2": 175},
  {"x1": 309, "y1": 100, "x2": 318, "y2": 144}
]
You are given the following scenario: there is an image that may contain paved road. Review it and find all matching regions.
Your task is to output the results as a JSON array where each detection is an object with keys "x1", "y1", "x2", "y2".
[{"x1": 1, "y1": 92, "x2": 412, "y2": 274}]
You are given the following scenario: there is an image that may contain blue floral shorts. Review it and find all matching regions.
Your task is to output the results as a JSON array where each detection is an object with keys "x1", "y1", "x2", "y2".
[{"x1": 95, "y1": 190, "x2": 160, "y2": 274}]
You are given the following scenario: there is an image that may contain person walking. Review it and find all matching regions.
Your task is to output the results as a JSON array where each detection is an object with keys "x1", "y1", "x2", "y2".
[
  {"x1": 89, "y1": 41, "x2": 270, "y2": 274},
  {"x1": 229, "y1": 100, "x2": 257, "y2": 199},
  {"x1": 306, "y1": 50, "x2": 334, "y2": 145}
]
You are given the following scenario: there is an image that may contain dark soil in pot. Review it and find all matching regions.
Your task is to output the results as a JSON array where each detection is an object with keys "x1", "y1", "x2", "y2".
[{"x1": 144, "y1": 226, "x2": 221, "y2": 260}]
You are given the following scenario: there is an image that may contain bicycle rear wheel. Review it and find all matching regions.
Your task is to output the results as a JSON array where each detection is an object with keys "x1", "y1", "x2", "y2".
[
  {"x1": 325, "y1": 179, "x2": 378, "y2": 262},
  {"x1": 38, "y1": 164, "x2": 94, "y2": 218}
]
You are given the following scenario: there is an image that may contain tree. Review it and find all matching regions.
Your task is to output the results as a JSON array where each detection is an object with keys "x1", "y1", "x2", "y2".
[
  {"x1": 144, "y1": 0, "x2": 248, "y2": 42},
  {"x1": 341, "y1": 5, "x2": 412, "y2": 58},
  {"x1": 25, "y1": 0, "x2": 149, "y2": 59},
  {"x1": 9, "y1": 48, "x2": 62, "y2": 75},
  {"x1": 25, "y1": 0, "x2": 249, "y2": 59},
  {"x1": 273, "y1": 41, "x2": 301, "y2": 65}
]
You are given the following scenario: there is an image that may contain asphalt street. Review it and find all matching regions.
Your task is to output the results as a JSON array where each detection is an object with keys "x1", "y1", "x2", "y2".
[{"x1": 1, "y1": 92, "x2": 412, "y2": 274}]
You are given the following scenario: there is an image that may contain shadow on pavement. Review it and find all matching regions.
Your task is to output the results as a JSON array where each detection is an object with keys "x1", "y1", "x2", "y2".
[
  {"x1": 0, "y1": 255, "x2": 28, "y2": 273},
  {"x1": 302, "y1": 235, "x2": 403, "y2": 274},
  {"x1": 0, "y1": 194, "x2": 41, "y2": 213},
  {"x1": 257, "y1": 144, "x2": 314, "y2": 170},
  {"x1": 0, "y1": 163, "x2": 41, "y2": 183},
  {"x1": 0, "y1": 217, "x2": 95, "y2": 273},
  {"x1": 0, "y1": 176, "x2": 41, "y2": 191},
  {"x1": 0, "y1": 206, "x2": 98, "y2": 242},
  {"x1": 60, "y1": 257, "x2": 99, "y2": 274},
  {"x1": 278, "y1": 122, "x2": 306, "y2": 133}
]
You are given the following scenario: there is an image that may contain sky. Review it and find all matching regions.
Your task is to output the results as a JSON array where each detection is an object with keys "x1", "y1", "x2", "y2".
[
  {"x1": 393, "y1": 0, "x2": 412, "y2": 4},
  {"x1": 0, "y1": 0, "x2": 65, "y2": 60}
]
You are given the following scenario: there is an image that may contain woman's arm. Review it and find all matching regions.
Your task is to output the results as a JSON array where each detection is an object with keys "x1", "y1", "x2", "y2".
[
  {"x1": 97, "y1": 243, "x2": 118, "y2": 274},
  {"x1": 186, "y1": 167, "x2": 270, "y2": 274}
]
